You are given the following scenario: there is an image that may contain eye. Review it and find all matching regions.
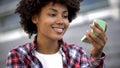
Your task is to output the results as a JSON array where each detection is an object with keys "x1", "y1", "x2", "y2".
[
  {"x1": 63, "y1": 15, "x2": 68, "y2": 18},
  {"x1": 48, "y1": 14, "x2": 56, "y2": 17},
  {"x1": 63, "y1": 14, "x2": 68, "y2": 19}
]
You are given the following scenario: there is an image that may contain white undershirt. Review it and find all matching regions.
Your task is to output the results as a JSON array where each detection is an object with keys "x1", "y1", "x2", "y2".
[{"x1": 34, "y1": 50, "x2": 63, "y2": 68}]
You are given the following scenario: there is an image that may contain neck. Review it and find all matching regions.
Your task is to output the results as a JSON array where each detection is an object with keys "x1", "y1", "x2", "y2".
[{"x1": 36, "y1": 35, "x2": 59, "y2": 54}]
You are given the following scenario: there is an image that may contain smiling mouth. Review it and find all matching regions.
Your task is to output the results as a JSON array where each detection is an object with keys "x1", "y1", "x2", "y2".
[{"x1": 53, "y1": 27, "x2": 64, "y2": 34}]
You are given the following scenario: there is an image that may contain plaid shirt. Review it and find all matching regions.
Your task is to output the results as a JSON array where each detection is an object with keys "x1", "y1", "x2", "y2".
[{"x1": 6, "y1": 38, "x2": 105, "y2": 68}]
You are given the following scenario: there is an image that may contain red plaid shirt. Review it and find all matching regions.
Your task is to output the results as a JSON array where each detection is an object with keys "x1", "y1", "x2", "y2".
[{"x1": 6, "y1": 39, "x2": 105, "y2": 68}]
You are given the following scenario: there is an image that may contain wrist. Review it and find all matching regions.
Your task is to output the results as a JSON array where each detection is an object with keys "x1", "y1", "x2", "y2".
[{"x1": 91, "y1": 51, "x2": 102, "y2": 58}]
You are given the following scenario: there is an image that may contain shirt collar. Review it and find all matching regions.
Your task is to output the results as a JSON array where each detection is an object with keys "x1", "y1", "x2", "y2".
[{"x1": 31, "y1": 35, "x2": 65, "y2": 56}]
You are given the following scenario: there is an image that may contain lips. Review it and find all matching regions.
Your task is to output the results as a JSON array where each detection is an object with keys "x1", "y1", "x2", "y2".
[{"x1": 53, "y1": 27, "x2": 64, "y2": 34}]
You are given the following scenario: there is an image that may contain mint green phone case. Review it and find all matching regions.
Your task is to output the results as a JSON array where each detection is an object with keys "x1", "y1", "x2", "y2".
[{"x1": 81, "y1": 19, "x2": 106, "y2": 43}]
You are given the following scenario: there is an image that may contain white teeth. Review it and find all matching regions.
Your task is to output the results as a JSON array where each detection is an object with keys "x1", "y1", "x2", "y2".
[{"x1": 57, "y1": 28, "x2": 62, "y2": 31}]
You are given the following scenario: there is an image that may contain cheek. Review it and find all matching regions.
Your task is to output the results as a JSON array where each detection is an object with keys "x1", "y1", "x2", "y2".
[
  {"x1": 66, "y1": 21, "x2": 70, "y2": 28},
  {"x1": 38, "y1": 21, "x2": 51, "y2": 32}
]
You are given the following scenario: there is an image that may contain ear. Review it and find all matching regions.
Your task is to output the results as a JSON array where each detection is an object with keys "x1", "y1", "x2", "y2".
[{"x1": 32, "y1": 15, "x2": 38, "y2": 24}]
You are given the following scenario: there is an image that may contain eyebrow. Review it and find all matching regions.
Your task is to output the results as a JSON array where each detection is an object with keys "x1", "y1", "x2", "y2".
[{"x1": 48, "y1": 8, "x2": 68, "y2": 13}]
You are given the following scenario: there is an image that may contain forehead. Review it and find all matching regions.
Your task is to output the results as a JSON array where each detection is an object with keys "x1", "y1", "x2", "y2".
[{"x1": 42, "y1": 2, "x2": 68, "y2": 12}]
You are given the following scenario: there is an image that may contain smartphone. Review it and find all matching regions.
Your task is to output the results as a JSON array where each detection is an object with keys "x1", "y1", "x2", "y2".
[{"x1": 81, "y1": 18, "x2": 106, "y2": 43}]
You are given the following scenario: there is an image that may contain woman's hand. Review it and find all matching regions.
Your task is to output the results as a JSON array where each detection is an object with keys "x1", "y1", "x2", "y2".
[{"x1": 85, "y1": 22, "x2": 108, "y2": 58}]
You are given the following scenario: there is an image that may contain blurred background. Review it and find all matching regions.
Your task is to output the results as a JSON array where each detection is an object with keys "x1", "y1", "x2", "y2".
[{"x1": 0, "y1": 0, "x2": 120, "y2": 68}]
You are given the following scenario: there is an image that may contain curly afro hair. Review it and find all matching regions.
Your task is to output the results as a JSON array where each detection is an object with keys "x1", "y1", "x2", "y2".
[{"x1": 15, "y1": 0, "x2": 83, "y2": 38}]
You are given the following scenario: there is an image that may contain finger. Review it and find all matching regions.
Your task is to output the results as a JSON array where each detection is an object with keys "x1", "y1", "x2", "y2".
[
  {"x1": 103, "y1": 33, "x2": 108, "y2": 44},
  {"x1": 90, "y1": 23, "x2": 105, "y2": 41},
  {"x1": 105, "y1": 24, "x2": 107, "y2": 32},
  {"x1": 86, "y1": 30, "x2": 104, "y2": 46},
  {"x1": 94, "y1": 22, "x2": 103, "y2": 31},
  {"x1": 94, "y1": 22, "x2": 107, "y2": 32},
  {"x1": 86, "y1": 31, "x2": 108, "y2": 46}
]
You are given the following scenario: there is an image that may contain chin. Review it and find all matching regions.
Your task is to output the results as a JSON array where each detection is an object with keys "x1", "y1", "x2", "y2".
[
  {"x1": 54, "y1": 35, "x2": 63, "y2": 40},
  {"x1": 51, "y1": 33, "x2": 64, "y2": 41},
  {"x1": 56, "y1": 37, "x2": 63, "y2": 40}
]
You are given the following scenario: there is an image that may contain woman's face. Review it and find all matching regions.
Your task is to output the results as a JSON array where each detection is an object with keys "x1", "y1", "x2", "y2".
[{"x1": 32, "y1": 2, "x2": 69, "y2": 41}]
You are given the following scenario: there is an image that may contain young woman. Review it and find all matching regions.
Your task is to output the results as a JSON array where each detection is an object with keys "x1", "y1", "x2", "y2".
[{"x1": 6, "y1": 0, "x2": 108, "y2": 68}]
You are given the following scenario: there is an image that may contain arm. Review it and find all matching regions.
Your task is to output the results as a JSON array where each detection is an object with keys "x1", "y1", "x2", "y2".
[
  {"x1": 89, "y1": 52, "x2": 105, "y2": 68},
  {"x1": 80, "y1": 48, "x2": 105, "y2": 68},
  {"x1": 85, "y1": 22, "x2": 108, "y2": 68}
]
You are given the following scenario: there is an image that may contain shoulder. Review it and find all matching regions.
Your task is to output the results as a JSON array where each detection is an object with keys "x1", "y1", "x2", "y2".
[
  {"x1": 8, "y1": 43, "x2": 32, "y2": 56},
  {"x1": 6, "y1": 43, "x2": 32, "y2": 66}
]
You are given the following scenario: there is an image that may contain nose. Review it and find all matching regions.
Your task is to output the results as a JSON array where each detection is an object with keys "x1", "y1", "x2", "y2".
[{"x1": 56, "y1": 15, "x2": 64, "y2": 25}]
